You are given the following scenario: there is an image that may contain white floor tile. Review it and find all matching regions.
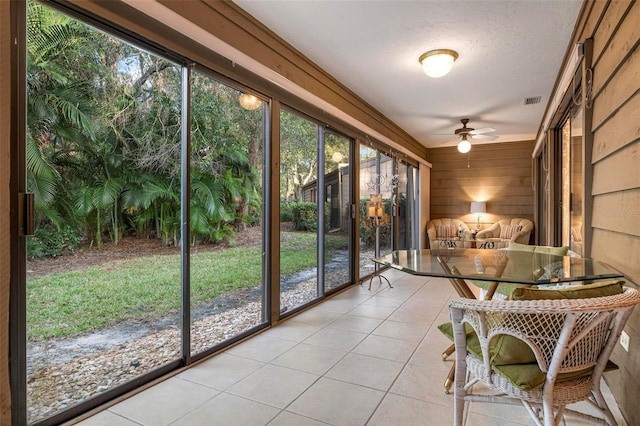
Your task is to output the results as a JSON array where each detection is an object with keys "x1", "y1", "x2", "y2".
[
  {"x1": 226, "y1": 334, "x2": 297, "y2": 362},
  {"x1": 76, "y1": 411, "x2": 140, "y2": 426},
  {"x1": 287, "y1": 309, "x2": 343, "y2": 327},
  {"x1": 348, "y1": 303, "x2": 397, "y2": 319},
  {"x1": 328, "y1": 314, "x2": 383, "y2": 333},
  {"x1": 108, "y1": 377, "x2": 219, "y2": 426},
  {"x1": 227, "y1": 364, "x2": 319, "y2": 408},
  {"x1": 267, "y1": 411, "x2": 329, "y2": 426},
  {"x1": 261, "y1": 322, "x2": 323, "y2": 342},
  {"x1": 312, "y1": 298, "x2": 364, "y2": 314},
  {"x1": 178, "y1": 353, "x2": 264, "y2": 390},
  {"x1": 368, "y1": 393, "x2": 453, "y2": 426},
  {"x1": 325, "y1": 352, "x2": 404, "y2": 391},
  {"x1": 390, "y1": 363, "x2": 455, "y2": 407},
  {"x1": 352, "y1": 334, "x2": 417, "y2": 363},
  {"x1": 170, "y1": 392, "x2": 280, "y2": 426},
  {"x1": 372, "y1": 319, "x2": 429, "y2": 343},
  {"x1": 287, "y1": 377, "x2": 385, "y2": 425},
  {"x1": 303, "y1": 326, "x2": 368, "y2": 351},
  {"x1": 271, "y1": 343, "x2": 346, "y2": 375}
]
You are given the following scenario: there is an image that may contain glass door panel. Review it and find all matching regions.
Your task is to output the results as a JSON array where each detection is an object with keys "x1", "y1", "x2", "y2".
[
  {"x1": 359, "y1": 146, "x2": 377, "y2": 279},
  {"x1": 279, "y1": 110, "x2": 320, "y2": 313},
  {"x1": 189, "y1": 70, "x2": 266, "y2": 356},
  {"x1": 570, "y1": 107, "x2": 584, "y2": 255},
  {"x1": 378, "y1": 152, "x2": 394, "y2": 256},
  {"x1": 358, "y1": 147, "x2": 394, "y2": 280},
  {"x1": 561, "y1": 118, "x2": 571, "y2": 247},
  {"x1": 323, "y1": 132, "x2": 352, "y2": 292},
  {"x1": 26, "y1": 3, "x2": 182, "y2": 421},
  {"x1": 397, "y1": 162, "x2": 412, "y2": 249}
]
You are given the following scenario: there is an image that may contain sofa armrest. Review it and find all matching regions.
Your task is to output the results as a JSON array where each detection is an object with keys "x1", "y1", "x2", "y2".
[{"x1": 477, "y1": 222, "x2": 500, "y2": 239}]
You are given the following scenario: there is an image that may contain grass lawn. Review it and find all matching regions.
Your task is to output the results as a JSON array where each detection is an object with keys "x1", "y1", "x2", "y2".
[{"x1": 27, "y1": 232, "x2": 346, "y2": 340}]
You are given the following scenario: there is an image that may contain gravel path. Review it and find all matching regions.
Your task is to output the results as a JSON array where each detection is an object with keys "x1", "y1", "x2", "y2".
[
  {"x1": 26, "y1": 270, "x2": 351, "y2": 423},
  {"x1": 25, "y1": 227, "x2": 377, "y2": 423}
]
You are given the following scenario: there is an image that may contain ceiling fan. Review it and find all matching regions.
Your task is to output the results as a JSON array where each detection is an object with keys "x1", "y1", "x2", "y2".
[{"x1": 450, "y1": 118, "x2": 497, "y2": 153}]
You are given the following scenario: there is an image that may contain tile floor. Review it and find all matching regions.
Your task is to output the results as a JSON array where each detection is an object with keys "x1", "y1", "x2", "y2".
[{"x1": 76, "y1": 269, "x2": 627, "y2": 426}]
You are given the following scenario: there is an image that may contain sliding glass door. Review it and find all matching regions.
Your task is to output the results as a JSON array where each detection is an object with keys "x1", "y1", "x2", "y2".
[
  {"x1": 23, "y1": 2, "x2": 268, "y2": 422},
  {"x1": 279, "y1": 110, "x2": 355, "y2": 314},
  {"x1": 323, "y1": 132, "x2": 352, "y2": 293},
  {"x1": 358, "y1": 146, "x2": 417, "y2": 281},
  {"x1": 25, "y1": 4, "x2": 184, "y2": 421},
  {"x1": 189, "y1": 70, "x2": 267, "y2": 357}
]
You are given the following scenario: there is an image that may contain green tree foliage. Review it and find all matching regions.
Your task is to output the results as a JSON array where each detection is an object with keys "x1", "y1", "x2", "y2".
[
  {"x1": 280, "y1": 110, "x2": 318, "y2": 201},
  {"x1": 26, "y1": 2, "x2": 262, "y2": 255}
]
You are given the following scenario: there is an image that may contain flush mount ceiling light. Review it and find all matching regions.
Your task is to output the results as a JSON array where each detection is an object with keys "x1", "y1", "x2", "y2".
[
  {"x1": 457, "y1": 135, "x2": 471, "y2": 153},
  {"x1": 419, "y1": 49, "x2": 458, "y2": 78},
  {"x1": 238, "y1": 93, "x2": 262, "y2": 110}
]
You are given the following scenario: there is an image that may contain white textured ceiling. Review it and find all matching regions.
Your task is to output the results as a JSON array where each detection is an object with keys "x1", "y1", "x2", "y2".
[{"x1": 233, "y1": 0, "x2": 583, "y2": 149}]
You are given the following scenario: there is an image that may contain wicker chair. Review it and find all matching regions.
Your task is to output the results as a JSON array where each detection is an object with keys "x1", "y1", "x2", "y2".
[{"x1": 448, "y1": 287, "x2": 640, "y2": 426}]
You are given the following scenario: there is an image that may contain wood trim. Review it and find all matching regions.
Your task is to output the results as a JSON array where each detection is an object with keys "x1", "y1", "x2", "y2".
[
  {"x1": 581, "y1": 38, "x2": 594, "y2": 258},
  {"x1": 268, "y1": 100, "x2": 281, "y2": 324},
  {"x1": 0, "y1": 1, "x2": 11, "y2": 423}
]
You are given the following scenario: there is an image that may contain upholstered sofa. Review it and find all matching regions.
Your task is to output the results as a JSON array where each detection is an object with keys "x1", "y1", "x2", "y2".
[
  {"x1": 426, "y1": 218, "x2": 472, "y2": 249},
  {"x1": 475, "y1": 218, "x2": 533, "y2": 249}
]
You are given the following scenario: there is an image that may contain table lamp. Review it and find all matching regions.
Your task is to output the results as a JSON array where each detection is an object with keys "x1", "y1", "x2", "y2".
[{"x1": 470, "y1": 201, "x2": 486, "y2": 232}]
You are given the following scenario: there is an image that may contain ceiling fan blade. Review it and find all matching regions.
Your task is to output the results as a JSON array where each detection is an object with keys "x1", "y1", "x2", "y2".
[
  {"x1": 471, "y1": 134, "x2": 498, "y2": 141},
  {"x1": 469, "y1": 127, "x2": 495, "y2": 135}
]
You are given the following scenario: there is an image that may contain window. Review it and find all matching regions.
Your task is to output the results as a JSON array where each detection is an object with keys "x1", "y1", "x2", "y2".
[{"x1": 23, "y1": 3, "x2": 268, "y2": 422}]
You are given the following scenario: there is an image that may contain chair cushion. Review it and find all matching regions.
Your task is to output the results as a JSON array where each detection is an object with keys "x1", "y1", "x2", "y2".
[
  {"x1": 510, "y1": 279, "x2": 625, "y2": 301},
  {"x1": 492, "y1": 359, "x2": 620, "y2": 391},
  {"x1": 438, "y1": 321, "x2": 535, "y2": 366},
  {"x1": 500, "y1": 224, "x2": 522, "y2": 239},
  {"x1": 508, "y1": 241, "x2": 569, "y2": 256}
]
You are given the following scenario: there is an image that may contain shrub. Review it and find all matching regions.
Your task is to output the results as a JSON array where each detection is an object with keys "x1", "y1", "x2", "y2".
[
  {"x1": 289, "y1": 201, "x2": 330, "y2": 231},
  {"x1": 280, "y1": 202, "x2": 294, "y2": 222},
  {"x1": 28, "y1": 225, "x2": 81, "y2": 258}
]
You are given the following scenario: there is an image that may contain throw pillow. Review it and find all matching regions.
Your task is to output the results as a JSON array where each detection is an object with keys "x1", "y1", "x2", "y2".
[
  {"x1": 436, "y1": 224, "x2": 456, "y2": 239},
  {"x1": 499, "y1": 224, "x2": 522, "y2": 239}
]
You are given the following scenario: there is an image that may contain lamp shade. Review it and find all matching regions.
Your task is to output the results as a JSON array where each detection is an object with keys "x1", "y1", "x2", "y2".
[
  {"x1": 419, "y1": 49, "x2": 458, "y2": 78},
  {"x1": 470, "y1": 201, "x2": 486, "y2": 214}
]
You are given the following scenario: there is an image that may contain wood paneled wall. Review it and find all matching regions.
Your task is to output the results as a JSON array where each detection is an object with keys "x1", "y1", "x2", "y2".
[
  {"x1": 551, "y1": 1, "x2": 640, "y2": 423},
  {"x1": 426, "y1": 140, "x2": 535, "y2": 235}
]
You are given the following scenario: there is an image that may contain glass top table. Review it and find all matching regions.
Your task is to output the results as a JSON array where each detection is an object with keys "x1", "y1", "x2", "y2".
[
  {"x1": 374, "y1": 248, "x2": 625, "y2": 394},
  {"x1": 374, "y1": 249, "x2": 624, "y2": 286}
]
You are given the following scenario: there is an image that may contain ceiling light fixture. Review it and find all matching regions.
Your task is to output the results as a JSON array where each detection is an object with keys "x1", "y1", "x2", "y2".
[
  {"x1": 457, "y1": 135, "x2": 471, "y2": 153},
  {"x1": 238, "y1": 93, "x2": 262, "y2": 110},
  {"x1": 419, "y1": 49, "x2": 458, "y2": 78}
]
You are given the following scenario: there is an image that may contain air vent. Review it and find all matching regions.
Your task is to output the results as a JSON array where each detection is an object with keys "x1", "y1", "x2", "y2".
[{"x1": 524, "y1": 96, "x2": 542, "y2": 105}]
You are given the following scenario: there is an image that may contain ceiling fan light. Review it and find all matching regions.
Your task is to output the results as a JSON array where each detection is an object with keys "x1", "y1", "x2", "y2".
[
  {"x1": 419, "y1": 49, "x2": 458, "y2": 78},
  {"x1": 457, "y1": 139, "x2": 471, "y2": 153},
  {"x1": 239, "y1": 93, "x2": 262, "y2": 110}
]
